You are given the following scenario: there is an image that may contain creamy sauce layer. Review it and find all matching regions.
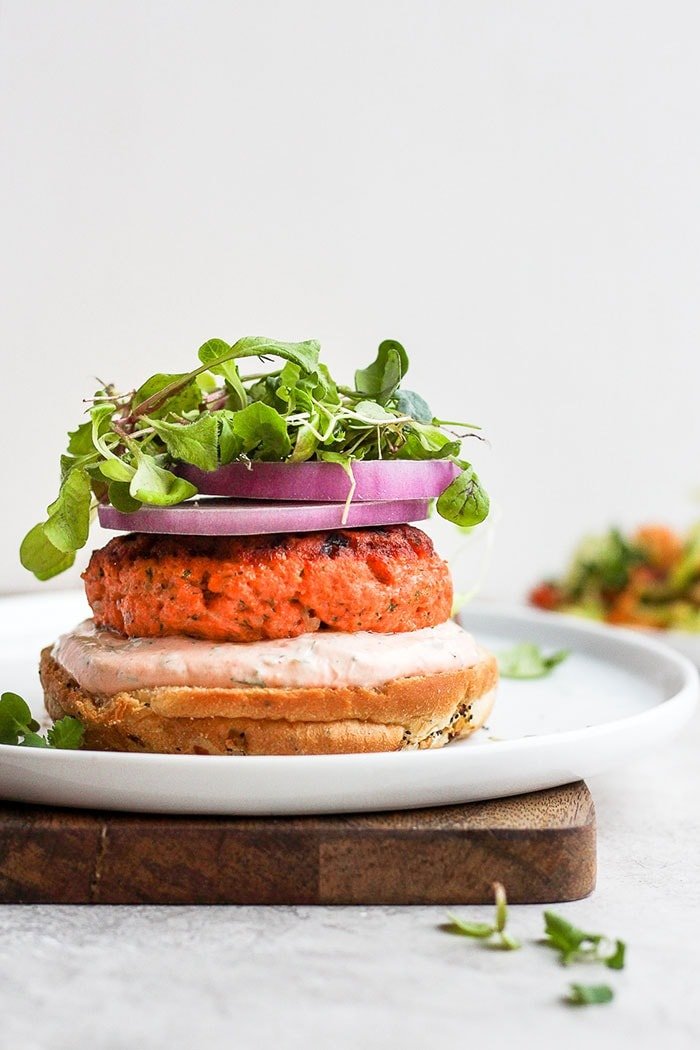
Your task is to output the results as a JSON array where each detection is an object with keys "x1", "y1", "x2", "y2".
[{"x1": 53, "y1": 619, "x2": 481, "y2": 695}]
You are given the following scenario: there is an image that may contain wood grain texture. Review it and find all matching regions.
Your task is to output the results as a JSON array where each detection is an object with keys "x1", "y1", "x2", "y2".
[{"x1": 0, "y1": 782, "x2": 596, "y2": 905}]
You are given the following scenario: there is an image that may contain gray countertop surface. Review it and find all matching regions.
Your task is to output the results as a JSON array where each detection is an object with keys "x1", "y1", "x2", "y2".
[{"x1": 1, "y1": 714, "x2": 698, "y2": 1050}]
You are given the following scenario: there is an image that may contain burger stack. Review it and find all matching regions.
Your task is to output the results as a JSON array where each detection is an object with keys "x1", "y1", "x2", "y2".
[{"x1": 40, "y1": 460, "x2": 498, "y2": 755}]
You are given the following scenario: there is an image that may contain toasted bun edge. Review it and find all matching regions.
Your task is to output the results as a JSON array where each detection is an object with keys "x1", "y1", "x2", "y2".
[{"x1": 40, "y1": 645, "x2": 498, "y2": 756}]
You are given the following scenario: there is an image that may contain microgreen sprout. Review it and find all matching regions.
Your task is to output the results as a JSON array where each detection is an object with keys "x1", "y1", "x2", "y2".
[
  {"x1": 565, "y1": 983, "x2": 615, "y2": 1006},
  {"x1": 20, "y1": 336, "x2": 489, "y2": 579},
  {"x1": 541, "y1": 911, "x2": 626, "y2": 970},
  {"x1": 0, "y1": 692, "x2": 84, "y2": 749},
  {"x1": 498, "y1": 643, "x2": 570, "y2": 680},
  {"x1": 445, "y1": 881, "x2": 521, "y2": 951}
]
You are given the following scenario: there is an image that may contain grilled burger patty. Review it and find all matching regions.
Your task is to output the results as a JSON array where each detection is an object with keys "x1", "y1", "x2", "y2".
[{"x1": 83, "y1": 524, "x2": 453, "y2": 643}]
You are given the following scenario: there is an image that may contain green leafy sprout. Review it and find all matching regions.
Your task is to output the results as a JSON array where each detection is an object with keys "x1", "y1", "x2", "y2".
[
  {"x1": 541, "y1": 911, "x2": 626, "y2": 970},
  {"x1": 445, "y1": 882, "x2": 521, "y2": 950},
  {"x1": 443, "y1": 895, "x2": 626, "y2": 1007},
  {"x1": 565, "y1": 983, "x2": 615, "y2": 1006},
  {"x1": 0, "y1": 692, "x2": 85, "y2": 749},
  {"x1": 498, "y1": 643, "x2": 570, "y2": 679},
  {"x1": 20, "y1": 336, "x2": 490, "y2": 580}
]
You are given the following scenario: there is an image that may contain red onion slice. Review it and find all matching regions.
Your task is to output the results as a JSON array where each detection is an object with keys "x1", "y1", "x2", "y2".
[
  {"x1": 98, "y1": 498, "x2": 432, "y2": 536},
  {"x1": 177, "y1": 459, "x2": 460, "y2": 502}
]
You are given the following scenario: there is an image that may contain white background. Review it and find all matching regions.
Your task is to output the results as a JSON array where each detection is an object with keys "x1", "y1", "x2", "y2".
[{"x1": 1, "y1": 0, "x2": 699, "y2": 599}]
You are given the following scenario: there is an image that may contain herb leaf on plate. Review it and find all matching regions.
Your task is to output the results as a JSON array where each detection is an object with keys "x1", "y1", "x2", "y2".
[
  {"x1": 498, "y1": 643, "x2": 570, "y2": 679},
  {"x1": 0, "y1": 692, "x2": 41, "y2": 746},
  {"x1": 47, "y1": 716, "x2": 87, "y2": 750},
  {"x1": 0, "y1": 692, "x2": 84, "y2": 749}
]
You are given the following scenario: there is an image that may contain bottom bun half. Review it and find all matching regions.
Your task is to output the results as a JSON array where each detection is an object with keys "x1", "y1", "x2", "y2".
[{"x1": 40, "y1": 646, "x2": 498, "y2": 756}]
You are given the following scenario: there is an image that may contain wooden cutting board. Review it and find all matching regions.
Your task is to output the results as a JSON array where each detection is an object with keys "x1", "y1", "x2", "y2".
[{"x1": 0, "y1": 781, "x2": 595, "y2": 905}]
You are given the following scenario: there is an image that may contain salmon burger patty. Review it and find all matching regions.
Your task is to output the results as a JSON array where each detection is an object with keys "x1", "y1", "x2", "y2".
[{"x1": 83, "y1": 525, "x2": 453, "y2": 642}]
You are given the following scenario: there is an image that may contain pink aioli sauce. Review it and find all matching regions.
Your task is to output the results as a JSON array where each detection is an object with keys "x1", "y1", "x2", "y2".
[{"x1": 53, "y1": 619, "x2": 481, "y2": 695}]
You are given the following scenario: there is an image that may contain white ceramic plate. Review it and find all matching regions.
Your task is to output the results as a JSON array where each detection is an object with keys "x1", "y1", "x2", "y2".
[
  {"x1": 648, "y1": 627, "x2": 700, "y2": 667},
  {"x1": 0, "y1": 592, "x2": 696, "y2": 815},
  {"x1": 526, "y1": 605, "x2": 700, "y2": 669}
]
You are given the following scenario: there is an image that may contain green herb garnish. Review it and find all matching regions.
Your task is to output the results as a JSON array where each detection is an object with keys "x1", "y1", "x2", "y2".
[
  {"x1": 442, "y1": 889, "x2": 627, "y2": 1007},
  {"x1": 565, "y1": 983, "x2": 615, "y2": 1006},
  {"x1": 542, "y1": 911, "x2": 626, "y2": 969},
  {"x1": 446, "y1": 882, "x2": 521, "y2": 950},
  {"x1": 0, "y1": 692, "x2": 84, "y2": 749},
  {"x1": 498, "y1": 643, "x2": 569, "y2": 679},
  {"x1": 20, "y1": 336, "x2": 489, "y2": 579}
]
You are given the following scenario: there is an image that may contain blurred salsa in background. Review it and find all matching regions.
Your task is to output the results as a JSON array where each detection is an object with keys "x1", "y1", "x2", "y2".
[{"x1": 529, "y1": 524, "x2": 700, "y2": 633}]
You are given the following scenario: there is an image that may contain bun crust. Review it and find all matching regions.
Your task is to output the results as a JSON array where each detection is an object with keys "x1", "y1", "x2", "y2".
[{"x1": 40, "y1": 646, "x2": 498, "y2": 756}]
